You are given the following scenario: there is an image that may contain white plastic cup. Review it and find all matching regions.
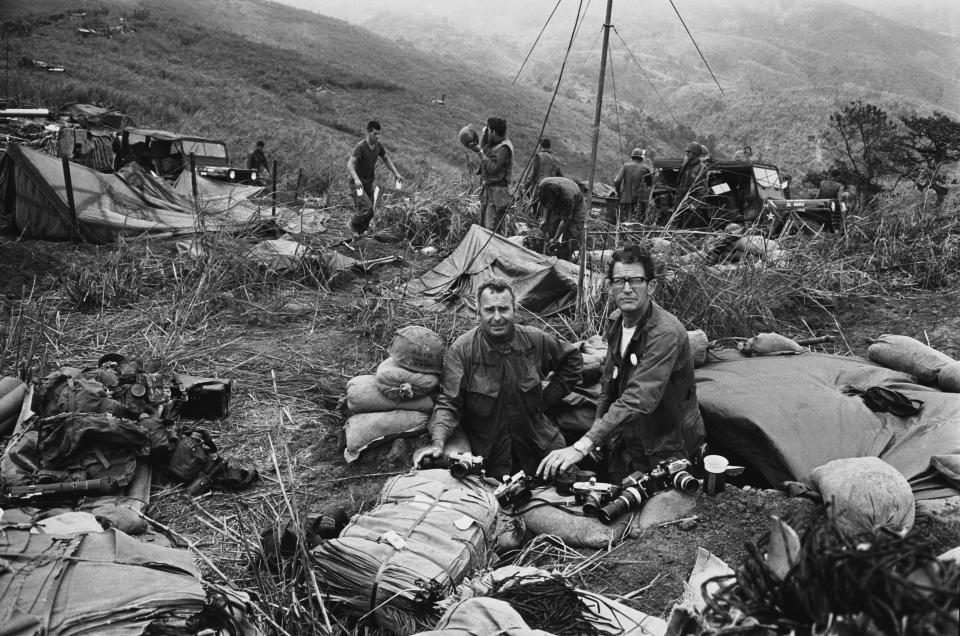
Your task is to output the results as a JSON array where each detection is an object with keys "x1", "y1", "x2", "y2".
[{"x1": 703, "y1": 454, "x2": 729, "y2": 495}]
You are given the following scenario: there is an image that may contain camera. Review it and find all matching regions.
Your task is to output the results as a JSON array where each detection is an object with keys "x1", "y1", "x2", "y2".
[
  {"x1": 572, "y1": 477, "x2": 620, "y2": 517},
  {"x1": 649, "y1": 459, "x2": 701, "y2": 494},
  {"x1": 599, "y1": 485, "x2": 649, "y2": 524},
  {"x1": 596, "y1": 461, "x2": 700, "y2": 525},
  {"x1": 494, "y1": 471, "x2": 533, "y2": 508},
  {"x1": 448, "y1": 452, "x2": 485, "y2": 479}
]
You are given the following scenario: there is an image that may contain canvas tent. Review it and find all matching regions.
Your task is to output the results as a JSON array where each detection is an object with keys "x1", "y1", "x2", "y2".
[
  {"x1": 696, "y1": 351, "x2": 960, "y2": 499},
  {"x1": 408, "y1": 224, "x2": 590, "y2": 316},
  {"x1": 0, "y1": 144, "x2": 262, "y2": 242}
]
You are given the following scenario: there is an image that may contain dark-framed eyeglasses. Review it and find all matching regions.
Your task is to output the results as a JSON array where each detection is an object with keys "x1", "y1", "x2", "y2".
[{"x1": 610, "y1": 276, "x2": 648, "y2": 289}]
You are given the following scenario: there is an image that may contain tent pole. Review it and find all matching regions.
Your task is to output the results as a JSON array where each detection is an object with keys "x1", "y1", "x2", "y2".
[
  {"x1": 271, "y1": 159, "x2": 278, "y2": 217},
  {"x1": 189, "y1": 153, "x2": 198, "y2": 203},
  {"x1": 61, "y1": 156, "x2": 81, "y2": 242},
  {"x1": 576, "y1": 0, "x2": 614, "y2": 322}
]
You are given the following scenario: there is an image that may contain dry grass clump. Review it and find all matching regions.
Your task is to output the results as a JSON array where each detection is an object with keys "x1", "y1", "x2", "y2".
[
  {"x1": 842, "y1": 195, "x2": 960, "y2": 290},
  {"x1": 373, "y1": 177, "x2": 479, "y2": 250}
]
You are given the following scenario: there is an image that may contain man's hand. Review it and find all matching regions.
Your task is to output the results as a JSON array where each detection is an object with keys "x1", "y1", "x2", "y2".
[
  {"x1": 412, "y1": 442, "x2": 444, "y2": 469},
  {"x1": 353, "y1": 178, "x2": 363, "y2": 189},
  {"x1": 537, "y1": 446, "x2": 586, "y2": 480}
]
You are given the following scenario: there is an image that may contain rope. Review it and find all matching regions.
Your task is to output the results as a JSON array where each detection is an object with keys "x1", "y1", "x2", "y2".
[
  {"x1": 611, "y1": 27, "x2": 684, "y2": 128},
  {"x1": 668, "y1": 0, "x2": 725, "y2": 96},
  {"x1": 513, "y1": 0, "x2": 586, "y2": 196},
  {"x1": 607, "y1": 43, "x2": 624, "y2": 164},
  {"x1": 512, "y1": 0, "x2": 564, "y2": 86}
]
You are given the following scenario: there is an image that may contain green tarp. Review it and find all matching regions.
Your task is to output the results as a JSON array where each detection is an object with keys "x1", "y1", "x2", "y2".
[
  {"x1": 0, "y1": 143, "x2": 261, "y2": 242},
  {"x1": 696, "y1": 351, "x2": 960, "y2": 499},
  {"x1": 409, "y1": 224, "x2": 586, "y2": 316}
]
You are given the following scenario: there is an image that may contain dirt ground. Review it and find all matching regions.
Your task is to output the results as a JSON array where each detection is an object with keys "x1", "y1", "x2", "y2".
[{"x1": 2, "y1": 226, "x2": 960, "y2": 631}]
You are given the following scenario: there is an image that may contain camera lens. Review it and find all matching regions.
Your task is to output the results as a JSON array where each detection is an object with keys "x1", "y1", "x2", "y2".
[
  {"x1": 673, "y1": 470, "x2": 701, "y2": 494},
  {"x1": 449, "y1": 461, "x2": 469, "y2": 479},
  {"x1": 582, "y1": 492, "x2": 604, "y2": 517},
  {"x1": 599, "y1": 486, "x2": 646, "y2": 524}
]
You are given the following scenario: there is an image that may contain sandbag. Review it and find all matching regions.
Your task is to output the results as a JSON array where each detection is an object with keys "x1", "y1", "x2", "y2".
[
  {"x1": 347, "y1": 375, "x2": 435, "y2": 413},
  {"x1": 937, "y1": 360, "x2": 960, "y2": 392},
  {"x1": 343, "y1": 410, "x2": 430, "y2": 462},
  {"x1": 810, "y1": 457, "x2": 915, "y2": 538},
  {"x1": 688, "y1": 330, "x2": 709, "y2": 368},
  {"x1": 0, "y1": 376, "x2": 27, "y2": 436},
  {"x1": 867, "y1": 334, "x2": 954, "y2": 385},
  {"x1": 311, "y1": 471, "x2": 498, "y2": 632},
  {"x1": 930, "y1": 455, "x2": 960, "y2": 490},
  {"x1": 740, "y1": 332, "x2": 803, "y2": 356},
  {"x1": 519, "y1": 487, "x2": 633, "y2": 549},
  {"x1": 376, "y1": 357, "x2": 440, "y2": 400}
]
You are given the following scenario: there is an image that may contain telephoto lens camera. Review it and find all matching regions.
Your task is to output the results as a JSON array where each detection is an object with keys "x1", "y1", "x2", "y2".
[
  {"x1": 494, "y1": 471, "x2": 533, "y2": 509},
  {"x1": 598, "y1": 471, "x2": 657, "y2": 524},
  {"x1": 448, "y1": 452, "x2": 485, "y2": 478},
  {"x1": 572, "y1": 477, "x2": 621, "y2": 517},
  {"x1": 649, "y1": 458, "x2": 701, "y2": 494}
]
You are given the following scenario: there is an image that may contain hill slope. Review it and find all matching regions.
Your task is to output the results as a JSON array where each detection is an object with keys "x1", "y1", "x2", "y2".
[
  {"x1": 1, "y1": 0, "x2": 622, "y2": 187},
  {"x1": 292, "y1": 0, "x2": 960, "y2": 177}
]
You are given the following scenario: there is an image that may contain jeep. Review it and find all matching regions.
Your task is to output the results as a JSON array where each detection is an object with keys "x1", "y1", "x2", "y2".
[
  {"x1": 648, "y1": 159, "x2": 844, "y2": 234},
  {"x1": 116, "y1": 128, "x2": 258, "y2": 184}
]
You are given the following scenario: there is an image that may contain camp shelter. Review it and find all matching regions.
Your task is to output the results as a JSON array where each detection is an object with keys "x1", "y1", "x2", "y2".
[
  {"x1": 173, "y1": 169, "x2": 263, "y2": 216},
  {"x1": 695, "y1": 350, "x2": 960, "y2": 499},
  {"x1": 0, "y1": 143, "x2": 261, "y2": 242},
  {"x1": 408, "y1": 224, "x2": 591, "y2": 316}
]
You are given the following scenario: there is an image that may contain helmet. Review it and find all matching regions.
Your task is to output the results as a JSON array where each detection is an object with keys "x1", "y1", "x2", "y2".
[
  {"x1": 388, "y1": 326, "x2": 444, "y2": 375},
  {"x1": 458, "y1": 125, "x2": 480, "y2": 148},
  {"x1": 630, "y1": 147, "x2": 644, "y2": 159},
  {"x1": 684, "y1": 142, "x2": 701, "y2": 154}
]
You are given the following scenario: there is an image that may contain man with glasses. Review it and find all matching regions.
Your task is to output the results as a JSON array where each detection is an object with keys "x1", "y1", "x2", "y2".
[
  {"x1": 347, "y1": 120, "x2": 402, "y2": 239},
  {"x1": 538, "y1": 244, "x2": 705, "y2": 482},
  {"x1": 414, "y1": 278, "x2": 582, "y2": 480}
]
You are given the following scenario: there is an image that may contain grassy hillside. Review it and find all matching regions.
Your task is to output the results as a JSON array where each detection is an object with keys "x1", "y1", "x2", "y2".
[
  {"x1": 1, "y1": 0, "x2": 623, "y2": 189},
  {"x1": 309, "y1": 0, "x2": 960, "y2": 178}
]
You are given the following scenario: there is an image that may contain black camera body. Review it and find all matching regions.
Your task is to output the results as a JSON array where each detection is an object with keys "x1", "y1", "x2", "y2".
[
  {"x1": 448, "y1": 452, "x2": 485, "y2": 478},
  {"x1": 572, "y1": 477, "x2": 621, "y2": 516},
  {"x1": 494, "y1": 470, "x2": 533, "y2": 508},
  {"x1": 648, "y1": 459, "x2": 700, "y2": 494}
]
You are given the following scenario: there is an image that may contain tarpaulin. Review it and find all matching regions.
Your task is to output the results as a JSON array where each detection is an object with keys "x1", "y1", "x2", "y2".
[
  {"x1": 407, "y1": 224, "x2": 582, "y2": 316},
  {"x1": 0, "y1": 527, "x2": 205, "y2": 636},
  {"x1": 696, "y1": 351, "x2": 960, "y2": 499},
  {"x1": 0, "y1": 144, "x2": 261, "y2": 242}
]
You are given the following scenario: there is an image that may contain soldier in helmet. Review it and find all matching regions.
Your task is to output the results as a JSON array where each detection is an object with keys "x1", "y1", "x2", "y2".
[
  {"x1": 675, "y1": 142, "x2": 710, "y2": 226},
  {"x1": 611, "y1": 147, "x2": 653, "y2": 223},
  {"x1": 413, "y1": 278, "x2": 583, "y2": 479}
]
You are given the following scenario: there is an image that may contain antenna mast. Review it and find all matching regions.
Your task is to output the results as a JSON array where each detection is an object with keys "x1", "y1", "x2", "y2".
[{"x1": 576, "y1": 0, "x2": 614, "y2": 318}]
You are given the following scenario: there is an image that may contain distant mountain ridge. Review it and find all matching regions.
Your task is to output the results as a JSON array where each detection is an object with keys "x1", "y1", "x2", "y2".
[{"x1": 288, "y1": 0, "x2": 960, "y2": 177}]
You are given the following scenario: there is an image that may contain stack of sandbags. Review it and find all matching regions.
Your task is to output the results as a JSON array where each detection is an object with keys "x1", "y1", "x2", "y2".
[
  {"x1": 867, "y1": 334, "x2": 960, "y2": 391},
  {"x1": 311, "y1": 469, "x2": 498, "y2": 632},
  {"x1": 343, "y1": 327, "x2": 444, "y2": 462}
]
